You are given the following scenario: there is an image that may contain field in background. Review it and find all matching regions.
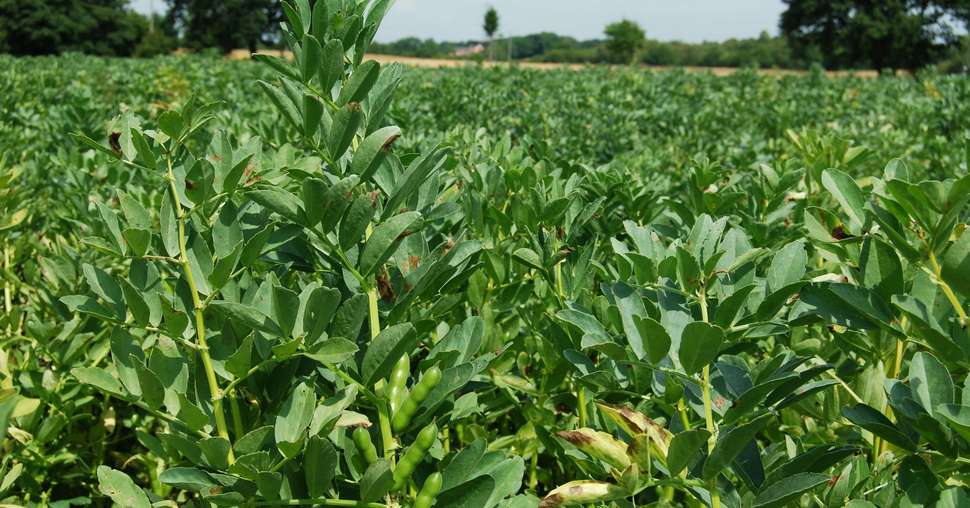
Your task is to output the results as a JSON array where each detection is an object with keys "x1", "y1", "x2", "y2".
[{"x1": 229, "y1": 49, "x2": 881, "y2": 77}]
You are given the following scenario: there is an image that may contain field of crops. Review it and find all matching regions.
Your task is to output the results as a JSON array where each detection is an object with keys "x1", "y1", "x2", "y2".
[{"x1": 3, "y1": 2, "x2": 970, "y2": 507}]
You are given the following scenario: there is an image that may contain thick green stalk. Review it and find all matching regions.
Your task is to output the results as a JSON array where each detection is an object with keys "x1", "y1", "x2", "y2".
[
  {"x1": 698, "y1": 286, "x2": 720, "y2": 508},
  {"x1": 230, "y1": 394, "x2": 245, "y2": 439},
  {"x1": 577, "y1": 384, "x2": 588, "y2": 427},
  {"x1": 166, "y1": 156, "x2": 234, "y2": 462},
  {"x1": 3, "y1": 244, "x2": 11, "y2": 334},
  {"x1": 365, "y1": 224, "x2": 396, "y2": 461}
]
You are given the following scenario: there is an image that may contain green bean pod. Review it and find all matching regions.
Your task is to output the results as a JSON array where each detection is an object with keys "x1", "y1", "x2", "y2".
[
  {"x1": 392, "y1": 366, "x2": 441, "y2": 433},
  {"x1": 414, "y1": 471, "x2": 443, "y2": 508},
  {"x1": 352, "y1": 426, "x2": 379, "y2": 465},
  {"x1": 392, "y1": 422, "x2": 438, "y2": 491},
  {"x1": 388, "y1": 354, "x2": 411, "y2": 415}
]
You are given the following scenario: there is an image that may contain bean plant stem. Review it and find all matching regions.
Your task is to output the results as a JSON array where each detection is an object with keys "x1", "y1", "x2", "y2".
[
  {"x1": 230, "y1": 394, "x2": 245, "y2": 439},
  {"x1": 577, "y1": 384, "x2": 588, "y2": 427},
  {"x1": 3, "y1": 243, "x2": 11, "y2": 334},
  {"x1": 677, "y1": 399, "x2": 691, "y2": 431},
  {"x1": 928, "y1": 251, "x2": 967, "y2": 328},
  {"x1": 825, "y1": 368, "x2": 865, "y2": 404},
  {"x1": 254, "y1": 500, "x2": 384, "y2": 508},
  {"x1": 698, "y1": 285, "x2": 721, "y2": 508},
  {"x1": 166, "y1": 155, "x2": 234, "y2": 463},
  {"x1": 365, "y1": 223, "x2": 396, "y2": 462}
]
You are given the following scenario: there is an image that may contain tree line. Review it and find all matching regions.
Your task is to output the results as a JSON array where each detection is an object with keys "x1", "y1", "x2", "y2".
[
  {"x1": 1, "y1": 0, "x2": 969, "y2": 72},
  {"x1": 370, "y1": 31, "x2": 798, "y2": 70},
  {"x1": 0, "y1": 0, "x2": 282, "y2": 57}
]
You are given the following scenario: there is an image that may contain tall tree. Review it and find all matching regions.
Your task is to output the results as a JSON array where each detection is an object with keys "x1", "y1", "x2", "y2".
[
  {"x1": 781, "y1": 0, "x2": 970, "y2": 71},
  {"x1": 166, "y1": 0, "x2": 281, "y2": 53},
  {"x1": 604, "y1": 19, "x2": 645, "y2": 65},
  {"x1": 483, "y1": 6, "x2": 499, "y2": 60},
  {"x1": 0, "y1": 0, "x2": 149, "y2": 56}
]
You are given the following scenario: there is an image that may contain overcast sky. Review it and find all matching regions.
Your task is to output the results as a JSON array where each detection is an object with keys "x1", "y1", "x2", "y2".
[{"x1": 130, "y1": 0, "x2": 787, "y2": 43}]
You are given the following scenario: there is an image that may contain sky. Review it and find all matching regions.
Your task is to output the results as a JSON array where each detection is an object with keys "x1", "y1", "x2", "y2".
[{"x1": 129, "y1": 0, "x2": 788, "y2": 44}]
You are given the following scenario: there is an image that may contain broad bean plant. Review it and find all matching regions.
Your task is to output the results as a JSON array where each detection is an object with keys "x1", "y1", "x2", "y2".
[{"x1": 2, "y1": 0, "x2": 970, "y2": 507}]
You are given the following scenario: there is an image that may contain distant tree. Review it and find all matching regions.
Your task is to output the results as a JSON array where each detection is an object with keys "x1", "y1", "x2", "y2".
[
  {"x1": 0, "y1": 0, "x2": 149, "y2": 56},
  {"x1": 780, "y1": 0, "x2": 970, "y2": 72},
  {"x1": 604, "y1": 19, "x2": 645, "y2": 65},
  {"x1": 133, "y1": 15, "x2": 178, "y2": 58},
  {"x1": 483, "y1": 6, "x2": 499, "y2": 60},
  {"x1": 166, "y1": 0, "x2": 281, "y2": 53}
]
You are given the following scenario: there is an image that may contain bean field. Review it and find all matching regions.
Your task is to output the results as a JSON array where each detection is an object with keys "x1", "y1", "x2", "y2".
[{"x1": 3, "y1": 2, "x2": 970, "y2": 507}]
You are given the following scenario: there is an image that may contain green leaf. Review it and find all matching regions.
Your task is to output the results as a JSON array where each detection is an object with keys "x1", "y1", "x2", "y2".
[
  {"x1": 305, "y1": 436, "x2": 337, "y2": 497},
  {"x1": 329, "y1": 293, "x2": 368, "y2": 339},
  {"x1": 753, "y1": 472, "x2": 830, "y2": 508},
  {"x1": 338, "y1": 196, "x2": 374, "y2": 251},
  {"x1": 302, "y1": 338, "x2": 358, "y2": 364},
  {"x1": 241, "y1": 222, "x2": 275, "y2": 267},
  {"x1": 213, "y1": 202, "x2": 243, "y2": 259},
  {"x1": 159, "y1": 467, "x2": 219, "y2": 492},
  {"x1": 199, "y1": 437, "x2": 232, "y2": 470},
  {"x1": 361, "y1": 323, "x2": 418, "y2": 386},
  {"x1": 337, "y1": 60, "x2": 380, "y2": 106},
  {"x1": 234, "y1": 426, "x2": 274, "y2": 455},
  {"x1": 841, "y1": 403, "x2": 917, "y2": 451},
  {"x1": 632, "y1": 314, "x2": 671, "y2": 365},
  {"x1": 82, "y1": 263, "x2": 126, "y2": 320},
  {"x1": 301, "y1": 34, "x2": 322, "y2": 83},
  {"x1": 60, "y1": 295, "x2": 117, "y2": 322},
  {"x1": 359, "y1": 212, "x2": 422, "y2": 276},
  {"x1": 703, "y1": 413, "x2": 772, "y2": 480},
  {"x1": 328, "y1": 102, "x2": 364, "y2": 161},
  {"x1": 318, "y1": 38, "x2": 344, "y2": 92},
  {"x1": 349, "y1": 126, "x2": 401, "y2": 180},
  {"x1": 859, "y1": 237, "x2": 904, "y2": 302},
  {"x1": 275, "y1": 381, "x2": 317, "y2": 458},
  {"x1": 607, "y1": 282, "x2": 651, "y2": 361},
  {"x1": 72, "y1": 367, "x2": 125, "y2": 396},
  {"x1": 160, "y1": 193, "x2": 179, "y2": 258},
  {"x1": 936, "y1": 404, "x2": 970, "y2": 444},
  {"x1": 724, "y1": 373, "x2": 801, "y2": 425},
  {"x1": 304, "y1": 93, "x2": 324, "y2": 139},
  {"x1": 211, "y1": 301, "x2": 284, "y2": 336},
  {"x1": 258, "y1": 80, "x2": 302, "y2": 131},
  {"x1": 436, "y1": 475, "x2": 497, "y2": 508},
  {"x1": 667, "y1": 428, "x2": 710, "y2": 477},
  {"x1": 272, "y1": 284, "x2": 302, "y2": 339},
  {"x1": 253, "y1": 54, "x2": 300, "y2": 82},
  {"x1": 943, "y1": 229, "x2": 970, "y2": 299},
  {"x1": 117, "y1": 191, "x2": 151, "y2": 230},
  {"x1": 248, "y1": 187, "x2": 306, "y2": 224},
  {"x1": 177, "y1": 394, "x2": 210, "y2": 432},
  {"x1": 821, "y1": 169, "x2": 867, "y2": 233},
  {"x1": 678, "y1": 321, "x2": 725, "y2": 375},
  {"x1": 557, "y1": 307, "x2": 610, "y2": 343},
  {"x1": 938, "y1": 487, "x2": 970, "y2": 508},
  {"x1": 309, "y1": 0, "x2": 328, "y2": 40},
  {"x1": 381, "y1": 147, "x2": 448, "y2": 221},
  {"x1": 0, "y1": 396, "x2": 18, "y2": 445},
  {"x1": 97, "y1": 466, "x2": 150, "y2": 508},
  {"x1": 281, "y1": 0, "x2": 304, "y2": 34},
  {"x1": 133, "y1": 356, "x2": 165, "y2": 410},
  {"x1": 360, "y1": 459, "x2": 394, "y2": 503},
  {"x1": 512, "y1": 248, "x2": 543, "y2": 271},
  {"x1": 766, "y1": 240, "x2": 807, "y2": 294},
  {"x1": 909, "y1": 351, "x2": 954, "y2": 421}
]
